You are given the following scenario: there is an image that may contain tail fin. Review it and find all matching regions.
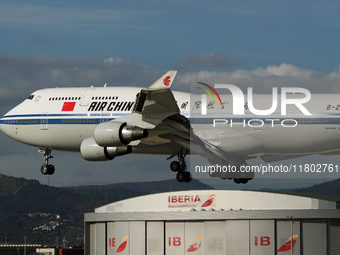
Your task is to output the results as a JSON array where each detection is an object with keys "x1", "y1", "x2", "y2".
[{"x1": 147, "y1": 70, "x2": 177, "y2": 90}]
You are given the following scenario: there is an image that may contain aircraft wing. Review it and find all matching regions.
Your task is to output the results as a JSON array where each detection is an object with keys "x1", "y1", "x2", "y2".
[
  {"x1": 111, "y1": 70, "x2": 242, "y2": 167},
  {"x1": 131, "y1": 111, "x2": 232, "y2": 164},
  {"x1": 116, "y1": 71, "x2": 231, "y2": 162},
  {"x1": 114, "y1": 70, "x2": 179, "y2": 128}
]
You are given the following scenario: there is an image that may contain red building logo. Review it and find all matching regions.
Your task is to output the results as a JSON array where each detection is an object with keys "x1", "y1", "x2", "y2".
[
  {"x1": 187, "y1": 235, "x2": 204, "y2": 252},
  {"x1": 116, "y1": 236, "x2": 128, "y2": 253},
  {"x1": 277, "y1": 235, "x2": 299, "y2": 252}
]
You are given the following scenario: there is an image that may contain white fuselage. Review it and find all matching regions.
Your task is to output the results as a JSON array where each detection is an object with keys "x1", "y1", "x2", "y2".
[{"x1": 1, "y1": 86, "x2": 340, "y2": 157}]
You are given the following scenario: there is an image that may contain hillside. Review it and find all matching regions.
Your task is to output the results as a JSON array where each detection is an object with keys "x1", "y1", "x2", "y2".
[
  {"x1": 294, "y1": 178, "x2": 340, "y2": 197},
  {"x1": 0, "y1": 174, "x2": 103, "y2": 246},
  {"x1": 68, "y1": 178, "x2": 213, "y2": 203},
  {"x1": 4, "y1": 173, "x2": 340, "y2": 247},
  {"x1": 0, "y1": 174, "x2": 213, "y2": 246}
]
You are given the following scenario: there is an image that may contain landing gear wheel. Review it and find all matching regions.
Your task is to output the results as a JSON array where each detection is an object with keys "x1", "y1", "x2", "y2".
[
  {"x1": 41, "y1": 165, "x2": 49, "y2": 175},
  {"x1": 176, "y1": 172, "x2": 185, "y2": 182},
  {"x1": 184, "y1": 172, "x2": 192, "y2": 183},
  {"x1": 172, "y1": 147, "x2": 192, "y2": 183},
  {"x1": 41, "y1": 164, "x2": 55, "y2": 175},
  {"x1": 240, "y1": 178, "x2": 248, "y2": 184},
  {"x1": 39, "y1": 149, "x2": 55, "y2": 175},
  {"x1": 234, "y1": 178, "x2": 241, "y2": 184},
  {"x1": 47, "y1": 165, "x2": 55, "y2": 175},
  {"x1": 170, "y1": 161, "x2": 181, "y2": 172}
]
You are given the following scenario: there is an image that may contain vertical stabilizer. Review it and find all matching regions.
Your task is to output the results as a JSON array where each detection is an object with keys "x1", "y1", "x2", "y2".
[{"x1": 147, "y1": 70, "x2": 177, "y2": 90}]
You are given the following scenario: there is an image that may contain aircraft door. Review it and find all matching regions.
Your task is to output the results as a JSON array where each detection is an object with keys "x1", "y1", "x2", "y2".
[
  {"x1": 41, "y1": 113, "x2": 48, "y2": 130},
  {"x1": 80, "y1": 88, "x2": 95, "y2": 106}
]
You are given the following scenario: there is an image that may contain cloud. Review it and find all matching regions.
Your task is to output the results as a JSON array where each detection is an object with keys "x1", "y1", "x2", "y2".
[
  {"x1": 30, "y1": 35, "x2": 56, "y2": 46},
  {"x1": 251, "y1": 63, "x2": 318, "y2": 78},
  {"x1": 0, "y1": 54, "x2": 159, "y2": 114},
  {"x1": 1, "y1": 53, "x2": 339, "y2": 116},
  {"x1": 0, "y1": 53, "x2": 162, "y2": 158},
  {"x1": 176, "y1": 63, "x2": 340, "y2": 93},
  {"x1": 176, "y1": 53, "x2": 244, "y2": 70}
]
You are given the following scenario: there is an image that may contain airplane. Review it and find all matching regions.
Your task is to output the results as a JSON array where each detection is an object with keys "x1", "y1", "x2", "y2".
[{"x1": 1, "y1": 70, "x2": 340, "y2": 184}]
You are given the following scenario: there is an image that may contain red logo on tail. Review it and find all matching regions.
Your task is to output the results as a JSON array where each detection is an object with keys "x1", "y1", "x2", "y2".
[{"x1": 163, "y1": 76, "x2": 171, "y2": 86}]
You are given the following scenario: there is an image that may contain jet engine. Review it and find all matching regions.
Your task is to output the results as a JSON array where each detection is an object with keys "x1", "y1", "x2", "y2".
[
  {"x1": 94, "y1": 121, "x2": 148, "y2": 147},
  {"x1": 80, "y1": 137, "x2": 132, "y2": 161}
]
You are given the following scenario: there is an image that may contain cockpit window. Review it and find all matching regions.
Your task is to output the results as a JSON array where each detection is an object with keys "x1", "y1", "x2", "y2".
[{"x1": 27, "y1": 95, "x2": 34, "y2": 100}]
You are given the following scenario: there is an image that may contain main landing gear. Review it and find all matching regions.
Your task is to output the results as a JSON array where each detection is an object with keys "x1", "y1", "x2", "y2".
[
  {"x1": 39, "y1": 149, "x2": 55, "y2": 175},
  {"x1": 170, "y1": 148, "x2": 192, "y2": 183},
  {"x1": 208, "y1": 165, "x2": 253, "y2": 184}
]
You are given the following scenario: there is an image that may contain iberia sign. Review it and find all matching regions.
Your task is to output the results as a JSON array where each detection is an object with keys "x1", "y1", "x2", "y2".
[{"x1": 168, "y1": 194, "x2": 215, "y2": 209}]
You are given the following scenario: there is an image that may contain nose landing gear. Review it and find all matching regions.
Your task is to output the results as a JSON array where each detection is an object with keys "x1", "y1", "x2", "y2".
[{"x1": 39, "y1": 149, "x2": 55, "y2": 175}]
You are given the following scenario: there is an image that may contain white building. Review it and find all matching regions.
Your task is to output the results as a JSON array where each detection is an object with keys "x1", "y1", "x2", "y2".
[{"x1": 85, "y1": 190, "x2": 340, "y2": 255}]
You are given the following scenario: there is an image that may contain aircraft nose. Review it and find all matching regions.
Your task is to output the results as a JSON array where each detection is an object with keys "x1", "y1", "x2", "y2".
[
  {"x1": 0, "y1": 117, "x2": 3, "y2": 132},
  {"x1": 0, "y1": 113, "x2": 8, "y2": 133}
]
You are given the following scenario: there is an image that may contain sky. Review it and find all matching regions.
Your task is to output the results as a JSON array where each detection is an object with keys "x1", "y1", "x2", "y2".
[{"x1": 1, "y1": 0, "x2": 340, "y2": 188}]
